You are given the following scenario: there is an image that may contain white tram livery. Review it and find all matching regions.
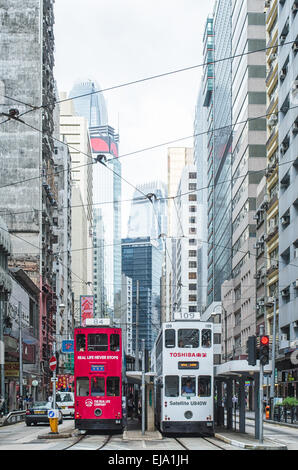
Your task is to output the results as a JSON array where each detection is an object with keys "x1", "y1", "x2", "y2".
[{"x1": 153, "y1": 321, "x2": 214, "y2": 435}]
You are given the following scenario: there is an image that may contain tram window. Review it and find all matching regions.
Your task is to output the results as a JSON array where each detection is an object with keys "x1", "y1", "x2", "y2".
[
  {"x1": 110, "y1": 334, "x2": 120, "y2": 352},
  {"x1": 76, "y1": 334, "x2": 86, "y2": 352},
  {"x1": 88, "y1": 333, "x2": 108, "y2": 351},
  {"x1": 76, "y1": 377, "x2": 89, "y2": 396},
  {"x1": 178, "y1": 329, "x2": 199, "y2": 348},
  {"x1": 107, "y1": 377, "x2": 120, "y2": 396},
  {"x1": 165, "y1": 329, "x2": 175, "y2": 348},
  {"x1": 198, "y1": 376, "x2": 211, "y2": 397},
  {"x1": 165, "y1": 376, "x2": 179, "y2": 397},
  {"x1": 91, "y1": 377, "x2": 105, "y2": 396},
  {"x1": 202, "y1": 329, "x2": 212, "y2": 348},
  {"x1": 181, "y1": 376, "x2": 196, "y2": 396}
]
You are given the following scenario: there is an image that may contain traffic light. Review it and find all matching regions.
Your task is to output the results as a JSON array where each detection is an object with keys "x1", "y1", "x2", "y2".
[
  {"x1": 247, "y1": 335, "x2": 257, "y2": 366},
  {"x1": 259, "y1": 335, "x2": 270, "y2": 365}
]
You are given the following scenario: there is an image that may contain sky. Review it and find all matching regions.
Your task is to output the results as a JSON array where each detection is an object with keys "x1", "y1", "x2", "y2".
[{"x1": 53, "y1": 0, "x2": 215, "y2": 235}]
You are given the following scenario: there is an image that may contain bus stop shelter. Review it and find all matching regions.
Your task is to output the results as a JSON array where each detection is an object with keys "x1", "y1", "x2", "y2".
[{"x1": 214, "y1": 360, "x2": 272, "y2": 438}]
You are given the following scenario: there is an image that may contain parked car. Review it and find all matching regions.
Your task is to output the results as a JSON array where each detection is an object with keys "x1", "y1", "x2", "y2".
[
  {"x1": 25, "y1": 401, "x2": 63, "y2": 426},
  {"x1": 56, "y1": 392, "x2": 75, "y2": 418}
]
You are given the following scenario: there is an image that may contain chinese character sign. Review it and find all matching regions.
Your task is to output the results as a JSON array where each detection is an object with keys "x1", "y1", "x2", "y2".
[{"x1": 80, "y1": 295, "x2": 94, "y2": 326}]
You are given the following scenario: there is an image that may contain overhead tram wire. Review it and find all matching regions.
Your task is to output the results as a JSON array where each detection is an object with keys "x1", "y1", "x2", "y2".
[
  {"x1": 0, "y1": 221, "x2": 294, "y2": 297},
  {"x1": 0, "y1": 39, "x2": 293, "y2": 116},
  {"x1": 1, "y1": 100, "x2": 297, "y2": 198}
]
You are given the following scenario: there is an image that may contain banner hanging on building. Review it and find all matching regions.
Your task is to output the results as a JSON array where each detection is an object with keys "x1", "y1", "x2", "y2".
[{"x1": 80, "y1": 295, "x2": 94, "y2": 326}]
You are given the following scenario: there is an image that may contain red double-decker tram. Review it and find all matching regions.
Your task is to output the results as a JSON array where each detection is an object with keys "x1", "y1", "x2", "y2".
[{"x1": 74, "y1": 323, "x2": 123, "y2": 431}]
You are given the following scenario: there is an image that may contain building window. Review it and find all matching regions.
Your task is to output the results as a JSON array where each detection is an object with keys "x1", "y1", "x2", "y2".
[
  {"x1": 189, "y1": 172, "x2": 197, "y2": 179},
  {"x1": 189, "y1": 272, "x2": 197, "y2": 279}
]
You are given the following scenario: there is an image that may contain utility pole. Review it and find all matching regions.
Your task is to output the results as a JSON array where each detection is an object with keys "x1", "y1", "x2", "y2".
[
  {"x1": 135, "y1": 280, "x2": 139, "y2": 371},
  {"x1": 18, "y1": 301, "x2": 23, "y2": 406},
  {"x1": 141, "y1": 338, "x2": 145, "y2": 436}
]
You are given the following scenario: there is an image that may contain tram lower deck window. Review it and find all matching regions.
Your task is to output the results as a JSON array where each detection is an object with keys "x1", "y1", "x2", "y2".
[
  {"x1": 198, "y1": 376, "x2": 211, "y2": 397},
  {"x1": 107, "y1": 377, "x2": 120, "y2": 396},
  {"x1": 165, "y1": 376, "x2": 179, "y2": 397},
  {"x1": 181, "y1": 376, "x2": 196, "y2": 396},
  {"x1": 76, "y1": 377, "x2": 89, "y2": 396},
  {"x1": 88, "y1": 333, "x2": 108, "y2": 351},
  {"x1": 91, "y1": 377, "x2": 105, "y2": 396}
]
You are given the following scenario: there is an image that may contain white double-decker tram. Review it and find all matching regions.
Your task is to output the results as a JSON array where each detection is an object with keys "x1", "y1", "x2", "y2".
[{"x1": 153, "y1": 320, "x2": 214, "y2": 435}]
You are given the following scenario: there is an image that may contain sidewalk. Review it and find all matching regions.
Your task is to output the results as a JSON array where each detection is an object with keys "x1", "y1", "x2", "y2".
[
  {"x1": 237, "y1": 409, "x2": 298, "y2": 429},
  {"x1": 215, "y1": 428, "x2": 288, "y2": 450}
]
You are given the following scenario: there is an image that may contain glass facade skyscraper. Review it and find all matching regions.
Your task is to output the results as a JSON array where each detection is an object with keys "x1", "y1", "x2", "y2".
[
  {"x1": 212, "y1": 0, "x2": 233, "y2": 304},
  {"x1": 122, "y1": 237, "x2": 162, "y2": 352},
  {"x1": 127, "y1": 181, "x2": 167, "y2": 249},
  {"x1": 69, "y1": 79, "x2": 108, "y2": 127}
]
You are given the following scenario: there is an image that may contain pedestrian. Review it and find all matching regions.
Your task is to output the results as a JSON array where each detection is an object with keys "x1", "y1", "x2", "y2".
[
  {"x1": 127, "y1": 394, "x2": 133, "y2": 419},
  {"x1": 232, "y1": 395, "x2": 238, "y2": 409}
]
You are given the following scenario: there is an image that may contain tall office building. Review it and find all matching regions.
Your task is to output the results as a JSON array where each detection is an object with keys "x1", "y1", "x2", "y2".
[
  {"x1": 0, "y1": 0, "x2": 58, "y2": 387},
  {"x1": 69, "y1": 80, "x2": 122, "y2": 322},
  {"x1": 166, "y1": 148, "x2": 193, "y2": 320},
  {"x1": 127, "y1": 181, "x2": 167, "y2": 245},
  {"x1": 122, "y1": 237, "x2": 162, "y2": 352},
  {"x1": 172, "y1": 165, "x2": 200, "y2": 318},
  {"x1": 222, "y1": 0, "x2": 267, "y2": 361},
  {"x1": 194, "y1": 17, "x2": 213, "y2": 313},
  {"x1": 276, "y1": 0, "x2": 298, "y2": 396},
  {"x1": 59, "y1": 96, "x2": 93, "y2": 324}
]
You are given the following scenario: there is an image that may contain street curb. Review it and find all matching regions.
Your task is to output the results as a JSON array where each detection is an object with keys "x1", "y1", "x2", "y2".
[
  {"x1": 246, "y1": 417, "x2": 298, "y2": 429},
  {"x1": 38, "y1": 432, "x2": 74, "y2": 439},
  {"x1": 214, "y1": 433, "x2": 288, "y2": 450}
]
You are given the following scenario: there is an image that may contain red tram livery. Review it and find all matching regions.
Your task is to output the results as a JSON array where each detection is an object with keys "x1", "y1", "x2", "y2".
[{"x1": 74, "y1": 324, "x2": 123, "y2": 431}]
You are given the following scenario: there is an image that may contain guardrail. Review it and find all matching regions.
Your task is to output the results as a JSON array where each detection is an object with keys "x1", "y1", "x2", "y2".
[
  {"x1": 273, "y1": 406, "x2": 298, "y2": 425},
  {"x1": 0, "y1": 410, "x2": 26, "y2": 426}
]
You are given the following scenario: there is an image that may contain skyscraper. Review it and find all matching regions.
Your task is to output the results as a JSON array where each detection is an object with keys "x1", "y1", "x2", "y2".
[
  {"x1": 68, "y1": 80, "x2": 122, "y2": 322},
  {"x1": 0, "y1": 0, "x2": 57, "y2": 393},
  {"x1": 122, "y1": 237, "x2": 162, "y2": 353},
  {"x1": 222, "y1": 0, "x2": 267, "y2": 361},
  {"x1": 166, "y1": 148, "x2": 194, "y2": 321},
  {"x1": 127, "y1": 181, "x2": 167, "y2": 245}
]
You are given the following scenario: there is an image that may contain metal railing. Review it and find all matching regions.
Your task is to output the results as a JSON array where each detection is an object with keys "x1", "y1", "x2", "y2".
[
  {"x1": 0, "y1": 410, "x2": 26, "y2": 426},
  {"x1": 273, "y1": 406, "x2": 298, "y2": 425}
]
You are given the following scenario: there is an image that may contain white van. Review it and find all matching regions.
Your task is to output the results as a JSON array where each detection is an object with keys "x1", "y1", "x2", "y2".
[{"x1": 56, "y1": 392, "x2": 75, "y2": 418}]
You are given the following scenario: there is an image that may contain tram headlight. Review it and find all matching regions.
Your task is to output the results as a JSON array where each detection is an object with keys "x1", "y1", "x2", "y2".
[
  {"x1": 184, "y1": 411, "x2": 193, "y2": 420},
  {"x1": 94, "y1": 408, "x2": 102, "y2": 417}
]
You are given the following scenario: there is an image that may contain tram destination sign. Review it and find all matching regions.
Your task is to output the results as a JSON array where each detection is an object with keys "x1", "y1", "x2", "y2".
[{"x1": 178, "y1": 361, "x2": 199, "y2": 369}]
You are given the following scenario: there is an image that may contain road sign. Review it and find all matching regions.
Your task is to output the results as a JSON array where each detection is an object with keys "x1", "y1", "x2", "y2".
[
  {"x1": 62, "y1": 340, "x2": 74, "y2": 353},
  {"x1": 51, "y1": 377, "x2": 58, "y2": 382},
  {"x1": 49, "y1": 356, "x2": 57, "y2": 371},
  {"x1": 48, "y1": 409, "x2": 59, "y2": 419}
]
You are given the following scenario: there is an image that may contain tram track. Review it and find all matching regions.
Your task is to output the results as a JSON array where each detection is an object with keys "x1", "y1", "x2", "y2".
[
  {"x1": 174, "y1": 436, "x2": 227, "y2": 451},
  {"x1": 62, "y1": 432, "x2": 112, "y2": 450}
]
